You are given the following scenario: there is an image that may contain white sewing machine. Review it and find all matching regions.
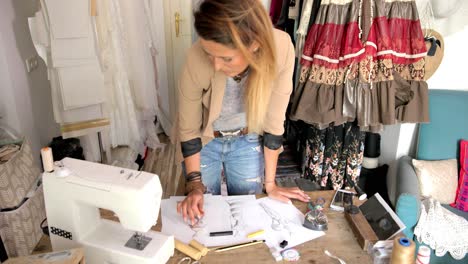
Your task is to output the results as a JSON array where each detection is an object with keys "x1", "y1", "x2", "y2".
[{"x1": 42, "y1": 158, "x2": 174, "y2": 264}]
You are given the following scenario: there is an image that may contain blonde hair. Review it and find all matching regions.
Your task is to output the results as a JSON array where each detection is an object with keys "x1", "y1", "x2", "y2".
[{"x1": 194, "y1": 0, "x2": 277, "y2": 134}]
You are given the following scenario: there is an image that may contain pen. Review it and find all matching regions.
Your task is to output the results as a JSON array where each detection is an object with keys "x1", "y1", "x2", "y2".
[{"x1": 214, "y1": 240, "x2": 266, "y2": 252}]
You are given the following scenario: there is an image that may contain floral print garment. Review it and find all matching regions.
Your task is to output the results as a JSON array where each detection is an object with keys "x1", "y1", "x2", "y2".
[{"x1": 302, "y1": 122, "x2": 365, "y2": 189}]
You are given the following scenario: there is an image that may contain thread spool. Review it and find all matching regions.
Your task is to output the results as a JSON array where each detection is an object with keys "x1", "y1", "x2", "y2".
[
  {"x1": 390, "y1": 237, "x2": 416, "y2": 264},
  {"x1": 362, "y1": 157, "x2": 379, "y2": 169},
  {"x1": 189, "y1": 239, "x2": 208, "y2": 256},
  {"x1": 175, "y1": 239, "x2": 202, "y2": 260},
  {"x1": 40, "y1": 147, "x2": 54, "y2": 172},
  {"x1": 416, "y1": 245, "x2": 431, "y2": 264}
]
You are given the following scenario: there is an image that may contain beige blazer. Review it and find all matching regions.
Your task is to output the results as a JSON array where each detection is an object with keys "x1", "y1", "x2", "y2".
[{"x1": 176, "y1": 28, "x2": 295, "y2": 148}]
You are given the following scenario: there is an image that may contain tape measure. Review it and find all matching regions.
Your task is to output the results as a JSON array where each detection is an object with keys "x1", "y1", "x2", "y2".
[{"x1": 281, "y1": 248, "x2": 300, "y2": 261}]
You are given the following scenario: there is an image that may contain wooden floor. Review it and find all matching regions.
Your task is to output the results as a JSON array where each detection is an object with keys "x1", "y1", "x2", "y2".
[{"x1": 143, "y1": 134, "x2": 185, "y2": 198}]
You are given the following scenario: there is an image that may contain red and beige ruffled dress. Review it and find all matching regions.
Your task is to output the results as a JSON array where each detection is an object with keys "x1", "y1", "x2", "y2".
[{"x1": 290, "y1": 0, "x2": 428, "y2": 132}]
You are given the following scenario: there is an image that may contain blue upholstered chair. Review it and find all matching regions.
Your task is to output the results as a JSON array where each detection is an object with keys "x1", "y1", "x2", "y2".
[{"x1": 393, "y1": 89, "x2": 468, "y2": 264}]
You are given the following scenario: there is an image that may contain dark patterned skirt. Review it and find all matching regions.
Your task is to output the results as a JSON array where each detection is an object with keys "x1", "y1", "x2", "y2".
[{"x1": 301, "y1": 122, "x2": 365, "y2": 189}]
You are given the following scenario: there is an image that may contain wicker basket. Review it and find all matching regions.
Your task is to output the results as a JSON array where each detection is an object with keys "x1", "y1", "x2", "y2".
[
  {"x1": 0, "y1": 185, "x2": 46, "y2": 257},
  {"x1": 0, "y1": 140, "x2": 40, "y2": 209}
]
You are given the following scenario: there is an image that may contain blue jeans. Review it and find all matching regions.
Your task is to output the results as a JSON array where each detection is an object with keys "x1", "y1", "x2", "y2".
[{"x1": 199, "y1": 134, "x2": 264, "y2": 195}]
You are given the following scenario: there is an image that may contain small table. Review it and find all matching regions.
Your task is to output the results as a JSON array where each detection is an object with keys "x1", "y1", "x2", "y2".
[
  {"x1": 60, "y1": 118, "x2": 112, "y2": 163},
  {"x1": 35, "y1": 191, "x2": 372, "y2": 263}
]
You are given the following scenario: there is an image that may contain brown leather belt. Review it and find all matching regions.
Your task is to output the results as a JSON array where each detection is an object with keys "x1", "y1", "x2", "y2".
[{"x1": 213, "y1": 127, "x2": 249, "y2": 138}]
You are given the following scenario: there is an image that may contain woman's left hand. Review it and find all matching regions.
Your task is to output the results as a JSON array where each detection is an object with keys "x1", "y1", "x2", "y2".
[{"x1": 265, "y1": 183, "x2": 310, "y2": 203}]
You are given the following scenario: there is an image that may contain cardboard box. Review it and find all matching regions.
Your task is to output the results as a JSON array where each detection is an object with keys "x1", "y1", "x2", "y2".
[
  {"x1": 0, "y1": 184, "x2": 46, "y2": 257},
  {"x1": 4, "y1": 248, "x2": 85, "y2": 264},
  {"x1": 0, "y1": 140, "x2": 41, "y2": 209}
]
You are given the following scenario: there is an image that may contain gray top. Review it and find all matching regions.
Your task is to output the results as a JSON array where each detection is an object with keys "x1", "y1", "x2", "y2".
[{"x1": 212, "y1": 76, "x2": 247, "y2": 131}]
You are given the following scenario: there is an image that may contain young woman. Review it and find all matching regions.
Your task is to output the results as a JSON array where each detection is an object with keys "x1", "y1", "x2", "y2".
[{"x1": 177, "y1": 0, "x2": 310, "y2": 224}]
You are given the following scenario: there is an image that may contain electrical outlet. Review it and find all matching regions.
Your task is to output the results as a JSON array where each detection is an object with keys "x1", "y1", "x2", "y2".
[{"x1": 25, "y1": 56, "x2": 39, "y2": 73}]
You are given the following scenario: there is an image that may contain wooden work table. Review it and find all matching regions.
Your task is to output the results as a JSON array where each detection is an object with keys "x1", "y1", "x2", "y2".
[{"x1": 34, "y1": 190, "x2": 372, "y2": 263}]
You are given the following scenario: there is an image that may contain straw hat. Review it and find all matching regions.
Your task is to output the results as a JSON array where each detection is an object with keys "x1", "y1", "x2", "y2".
[{"x1": 423, "y1": 29, "x2": 444, "y2": 80}]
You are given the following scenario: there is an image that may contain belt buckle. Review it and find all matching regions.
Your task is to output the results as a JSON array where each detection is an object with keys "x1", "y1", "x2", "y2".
[{"x1": 220, "y1": 129, "x2": 241, "y2": 137}]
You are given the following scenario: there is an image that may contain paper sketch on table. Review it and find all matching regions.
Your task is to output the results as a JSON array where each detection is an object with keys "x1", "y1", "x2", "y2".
[
  {"x1": 256, "y1": 197, "x2": 325, "y2": 250},
  {"x1": 160, "y1": 195, "x2": 255, "y2": 247},
  {"x1": 161, "y1": 195, "x2": 325, "y2": 249}
]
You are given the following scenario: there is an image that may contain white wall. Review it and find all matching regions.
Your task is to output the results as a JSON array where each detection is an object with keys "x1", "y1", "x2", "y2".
[
  {"x1": 0, "y1": 0, "x2": 59, "y2": 162},
  {"x1": 428, "y1": 3, "x2": 468, "y2": 91},
  {"x1": 0, "y1": 34, "x2": 20, "y2": 132},
  {"x1": 381, "y1": 2, "x2": 468, "y2": 204}
]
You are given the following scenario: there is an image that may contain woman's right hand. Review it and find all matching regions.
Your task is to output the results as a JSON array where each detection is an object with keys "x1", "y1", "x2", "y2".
[
  {"x1": 177, "y1": 189, "x2": 205, "y2": 225},
  {"x1": 265, "y1": 182, "x2": 310, "y2": 203}
]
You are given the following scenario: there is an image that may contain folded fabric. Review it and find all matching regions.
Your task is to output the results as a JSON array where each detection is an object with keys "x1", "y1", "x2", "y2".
[
  {"x1": 43, "y1": 0, "x2": 98, "y2": 65},
  {"x1": 28, "y1": 17, "x2": 48, "y2": 67},
  {"x1": 56, "y1": 61, "x2": 106, "y2": 110},
  {"x1": 49, "y1": 69, "x2": 105, "y2": 124},
  {"x1": 30, "y1": 10, "x2": 50, "y2": 46},
  {"x1": 451, "y1": 139, "x2": 468, "y2": 212},
  {"x1": 43, "y1": 0, "x2": 90, "y2": 39},
  {"x1": 28, "y1": 10, "x2": 50, "y2": 66},
  {"x1": 50, "y1": 30, "x2": 97, "y2": 66}
]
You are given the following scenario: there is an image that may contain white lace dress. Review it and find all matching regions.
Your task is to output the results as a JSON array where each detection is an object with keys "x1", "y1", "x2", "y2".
[{"x1": 414, "y1": 198, "x2": 468, "y2": 260}]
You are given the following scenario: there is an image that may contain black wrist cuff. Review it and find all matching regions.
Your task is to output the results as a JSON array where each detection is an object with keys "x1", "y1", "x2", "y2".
[
  {"x1": 181, "y1": 138, "x2": 202, "y2": 158},
  {"x1": 263, "y1": 132, "x2": 282, "y2": 150},
  {"x1": 185, "y1": 171, "x2": 202, "y2": 182}
]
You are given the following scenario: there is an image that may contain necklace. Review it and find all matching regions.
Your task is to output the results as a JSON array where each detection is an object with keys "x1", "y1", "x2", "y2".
[{"x1": 232, "y1": 67, "x2": 249, "y2": 83}]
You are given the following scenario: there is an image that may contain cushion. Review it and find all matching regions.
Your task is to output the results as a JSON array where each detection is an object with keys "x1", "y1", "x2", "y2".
[
  {"x1": 412, "y1": 159, "x2": 458, "y2": 204},
  {"x1": 395, "y1": 193, "x2": 420, "y2": 239},
  {"x1": 451, "y1": 140, "x2": 468, "y2": 212}
]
